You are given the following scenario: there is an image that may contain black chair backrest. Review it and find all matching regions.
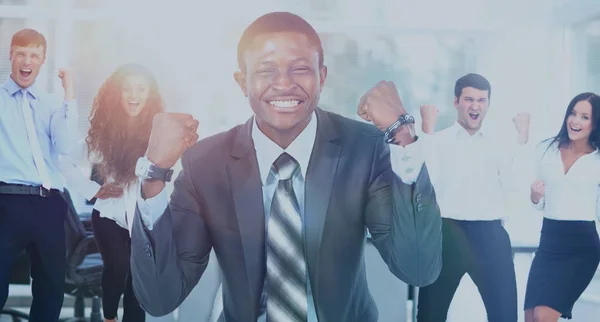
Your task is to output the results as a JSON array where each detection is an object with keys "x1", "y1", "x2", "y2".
[{"x1": 63, "y1": 189, "x2": 88, "y2": 256}]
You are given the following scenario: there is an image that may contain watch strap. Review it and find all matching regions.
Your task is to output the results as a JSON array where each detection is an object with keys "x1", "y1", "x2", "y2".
[
  {"x1": 148, "y1": 164, "x2": 174, "y2": 182},
  {"x1": 384, "y1": 113, "x2": 415, "y2": 143}
]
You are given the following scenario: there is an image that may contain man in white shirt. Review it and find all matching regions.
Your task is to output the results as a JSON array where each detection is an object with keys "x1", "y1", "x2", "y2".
[{"x1": 397, "y1": 73, "x2": 530, "y2": 322}]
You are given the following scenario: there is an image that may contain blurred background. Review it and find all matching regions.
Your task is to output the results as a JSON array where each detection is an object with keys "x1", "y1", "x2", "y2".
[{"x1": 1, "y1": 0, "x2": 599, "y2": 321}]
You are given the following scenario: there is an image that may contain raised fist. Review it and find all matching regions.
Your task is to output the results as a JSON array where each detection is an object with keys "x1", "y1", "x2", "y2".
[
  {"x1": 58, "y1": 68, "x2": 75, "y2": 100},
  {"x1": 145, "y1": 113, "x2": 200, "y2": 169},
  {"x1": 357, "y1": 81, "x2": 407, "y2": 132},
  {"x1": 420, "y1": 105, "x2": 439, "y2": 134},
  {"x1": 530, "y1": 179, "x2": 545, "y2": 205}
]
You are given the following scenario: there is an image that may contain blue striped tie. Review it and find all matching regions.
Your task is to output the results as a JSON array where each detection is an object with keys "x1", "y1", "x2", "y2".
[{"x1": 266, "y1": 153, "x2": 307, "y2": 322}]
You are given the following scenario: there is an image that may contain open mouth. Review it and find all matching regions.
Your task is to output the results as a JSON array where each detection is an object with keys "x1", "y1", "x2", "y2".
[
  {"x1": 569, "y1": 126, "x2": 581, "y2": 133},
  {"x1": 468, "y1": 112, "x2": 480, "y2": 120},
  {"x1": 268, "y1": 99, "x2": 303, "y2": 109},
  {"x1": 127, "y1": 100, "x2": 140, "y2": 109},
  {"x1": 20, "y1": 69, "x2": 32, "y2": 78}
]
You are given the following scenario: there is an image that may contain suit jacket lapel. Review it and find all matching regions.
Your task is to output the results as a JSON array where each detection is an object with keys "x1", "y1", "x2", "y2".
[
  {"x1": 227, "y1": 117, "x2": 265, "y2": 318},
  {"x1": 304, "y1": 108, "x2": 341, "y2": 309}
]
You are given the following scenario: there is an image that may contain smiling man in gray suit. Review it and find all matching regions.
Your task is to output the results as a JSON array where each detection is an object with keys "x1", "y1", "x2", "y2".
[{"x1": 129, "y1": 12, "x2": 442, "y2": 322}]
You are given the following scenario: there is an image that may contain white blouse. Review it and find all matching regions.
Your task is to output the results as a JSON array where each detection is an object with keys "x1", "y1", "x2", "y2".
[{"x1": 531, "y1": 140, "x2": 600, "y2": 222}]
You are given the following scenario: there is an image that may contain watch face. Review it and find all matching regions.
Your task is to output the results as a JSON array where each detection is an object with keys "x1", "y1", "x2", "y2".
[{"x1": 135, "y1": 159, "x2": 150, "y2": 177}]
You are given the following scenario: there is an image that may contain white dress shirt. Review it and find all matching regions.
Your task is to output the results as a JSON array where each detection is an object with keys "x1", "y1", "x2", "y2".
[
  {"x1": 252, "y1": 112, "x2": 317, "y2": 321},
  {"x1": 531, "y1": 140, "x2": 600, "y2": 222},
  {"x1": 136, "y1": 112, "x2": 419, "y2": 321},
  {"x1": 59, "y1": 139, "x2": 148, "y2": 231},
  {"x1": 392, "y1": 122, "x2": 527, "y2": 221}
]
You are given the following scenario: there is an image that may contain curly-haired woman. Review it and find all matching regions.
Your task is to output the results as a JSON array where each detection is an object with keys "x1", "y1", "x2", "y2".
[{"x1": 60, "y1": 63, "x2": 164, "y2": 322}]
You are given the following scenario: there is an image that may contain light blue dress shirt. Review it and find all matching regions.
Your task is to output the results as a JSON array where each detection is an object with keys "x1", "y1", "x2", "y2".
[{"x1": 0, "y1": 77, "x2": 78, "y2": 190}]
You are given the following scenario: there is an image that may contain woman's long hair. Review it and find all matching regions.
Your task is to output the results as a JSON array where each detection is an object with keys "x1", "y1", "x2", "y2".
[
  {"x1": 86, "y1": 63, "x2": 164, "y2": 186},
  {"x1": 545, "y1": 92, "x2": 600, "y2": 152}
]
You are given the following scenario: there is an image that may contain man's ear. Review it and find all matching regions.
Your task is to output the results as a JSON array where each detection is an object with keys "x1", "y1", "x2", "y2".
[
  {"x1": 41, "y1": 46, "x2": 46, "y2": 64},
  {"x1": 319, "y1": 65, "x2": 328, "y2": 91},
  {"x1": 453, "y1": 96, "x2": 459, "y2": 108},
  {"x1": 234, "y1": 71, "x2": 248, "y2": 97}
]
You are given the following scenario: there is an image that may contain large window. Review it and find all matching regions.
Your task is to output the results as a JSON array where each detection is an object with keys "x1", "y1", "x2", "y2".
[
  {"x1": 0, "y1": 0, "x2": 27, "y2": 4},
  {"x1": 319, "y1": 32, "x2": 476, "y2": 128},
  {"x1": 573, "y1": 16, "x2": 600, "y2": 92},
  {"x1": 0, "y1": 18, "x2": 26, "y2": 82}
]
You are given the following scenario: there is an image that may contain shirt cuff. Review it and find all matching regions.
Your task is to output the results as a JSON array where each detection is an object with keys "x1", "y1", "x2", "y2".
[
  {"x1": 389, "y1": 137, "x2": 425, "y2": 184},
  {"x1": 136, "y1": 183, "x2": 168, "y2": 230},
  {"x1": 81, "y1": 180, "x2": 101, "y2": 202}
]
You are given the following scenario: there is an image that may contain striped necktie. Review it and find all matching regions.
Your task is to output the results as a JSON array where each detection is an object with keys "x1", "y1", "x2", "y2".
[{"x1": 266, "y1": 152, "x2": 307, "y2": 322}]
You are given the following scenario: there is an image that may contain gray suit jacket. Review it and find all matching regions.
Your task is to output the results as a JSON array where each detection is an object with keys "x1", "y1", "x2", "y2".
[{"x1": 130, "y1": 108, "x2": 442, "y2": 322}]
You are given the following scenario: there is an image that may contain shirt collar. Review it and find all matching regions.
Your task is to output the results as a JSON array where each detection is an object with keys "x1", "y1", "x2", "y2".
[
  {"x1": 452, "y1": 121, "x2": 485, "y2": 138},
  {"x1": 252, "y1": 111, "x2": 317, "y2": 185},
  {"x1": 2, "y1": 76, "x2": 40, "y2": 99}
]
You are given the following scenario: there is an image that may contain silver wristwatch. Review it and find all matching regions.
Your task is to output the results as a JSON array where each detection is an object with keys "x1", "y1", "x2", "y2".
[{"x1": 135, "y1": 157, "x2": 174, "y2": 182}]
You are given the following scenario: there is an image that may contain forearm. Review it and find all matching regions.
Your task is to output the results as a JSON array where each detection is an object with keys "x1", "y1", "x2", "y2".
[
  {"x1": 132, "y1": 153, "x2": 211, "y2": 315},
  {"x1": 386, "y1": 168, "x2": 441, "y2": 287},
  {"x1": 51, "y1": 100, "x2": 79, "y2": 154},
  {"x1": 367, "y1": 140, "x2": 442, "y2": 287},
  {"x1": 130, "y1": 208, "x2": 210, "y2": 316},
  {"x1": 142, "y1": 179, "x2": 167, "y2": 199}
]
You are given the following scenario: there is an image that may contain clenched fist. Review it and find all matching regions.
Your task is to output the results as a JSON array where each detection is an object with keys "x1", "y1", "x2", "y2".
[
  {"x1": 145, "y1": 113, "x2": 199, "y2": 169},
  {"x1": 530, "y1": 180, "x2": 545, "y2": 205},
  {"x1": 358, "y1": 81, "x2": 406, "y2": 131},
  {"x1": 58, "y1": 68, "x2": 75, "y2": 100},
  {"x1": 513, "y1": 112, "x2": 531, "y2": 144},
  {"x1": 420, "y1": 105, "x2": 439, "y2": 134},
  {"x1": 358, "y1": 81, "x2": 416, "y2": 146}
]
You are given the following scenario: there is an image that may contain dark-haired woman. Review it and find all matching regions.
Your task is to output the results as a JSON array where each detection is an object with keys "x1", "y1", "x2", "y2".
[{"x1": 525, "y1": 92, "x2": 600, "y2": 322}]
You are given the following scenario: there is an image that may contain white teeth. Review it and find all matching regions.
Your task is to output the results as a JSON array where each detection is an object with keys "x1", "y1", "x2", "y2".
[
  {"x1": 269, "y1": 100, "x2": 300, "y2": 108},
  {"x1": 21, "y1": 69, "x2": 32, "y2": 73},
  {"x1": 128, "y1": 101, "x2": 139, "y2": 104}
]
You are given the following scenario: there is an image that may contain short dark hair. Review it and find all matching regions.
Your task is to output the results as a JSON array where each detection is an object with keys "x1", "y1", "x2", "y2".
[
  {"x1": 454, "y1": 73, "x2": 491, "y2": 100},
  {"x1": 237, "y1": 12, "x2": 324, "y2": 71},
  {"x1": 11, "y1": 28, "x2": 47, "y2": 56}
]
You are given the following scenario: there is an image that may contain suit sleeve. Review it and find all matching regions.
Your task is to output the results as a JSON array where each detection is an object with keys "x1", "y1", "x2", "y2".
[
  {"x1": 365, "y1": 138, "x2": 442, "y2": 287},
  {"x1": 130, "y1": 150, "x2": 212, "y2": 316}
]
